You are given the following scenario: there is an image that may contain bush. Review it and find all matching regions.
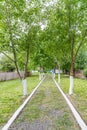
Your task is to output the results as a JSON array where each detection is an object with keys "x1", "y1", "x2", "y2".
[{"x1": 83, "y1": 69, "x2": 87, "y2": 77}]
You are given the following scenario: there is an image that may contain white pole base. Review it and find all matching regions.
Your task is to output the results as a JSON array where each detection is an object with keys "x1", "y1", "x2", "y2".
[
  {"x1": 53, "y1": 73, "x2": 55, "y2": 78},
  {"x1": 22, "y1": 79, "x2": 27, "y2": 96},
  {"x1": 69, "y1": 76, "x2": 73, "y2": 95},
  {"x1": 58, "y1": 73, "x2": 60, "y2": 84}
]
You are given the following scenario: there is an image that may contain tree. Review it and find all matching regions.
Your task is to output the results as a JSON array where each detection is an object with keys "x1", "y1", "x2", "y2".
[
  {"x1": 0, "y1": 0, "x2": 43, "y2": 96},
  {"x1": 0, "y1": 0, "x2": 87, "y2": 96},
  {"x1": 40, "y1": 0, "x2": 87, "y2": 94},
  {"x1": 65, "y1": 0, "x2": 87, "y2": 94},
  {"x1": 39, "y1": 3, "x2": 70, "y2": 83},
  {"x1": 47, "y1": 0, "x2": 87, "y2": 94}
]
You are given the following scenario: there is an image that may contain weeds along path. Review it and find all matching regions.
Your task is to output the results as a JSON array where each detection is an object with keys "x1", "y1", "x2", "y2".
[{"x1": 9, "y1": 75, "x2": 80, "y2": 130}]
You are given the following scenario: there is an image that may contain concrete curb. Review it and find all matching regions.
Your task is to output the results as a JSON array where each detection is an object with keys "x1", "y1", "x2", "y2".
[
  {"x1": 53, "y1": 78, "x2": 87, "y2": 130},
  {"x1": 2, "y1": 77, "x2": 45, "y2": 130}
]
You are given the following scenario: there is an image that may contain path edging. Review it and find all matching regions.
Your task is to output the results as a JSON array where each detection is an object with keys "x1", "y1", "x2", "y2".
[
  {"x1": 2, "y1": 77, "x2": 45, "y2": 130},
  {"x1": 53, "y1": 78, "x2": 87, "y2": 130}
]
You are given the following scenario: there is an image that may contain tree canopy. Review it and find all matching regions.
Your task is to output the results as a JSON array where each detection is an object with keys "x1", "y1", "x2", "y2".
[{"x1": 0, "y1": 0, "x2": 87, "y2": 74}]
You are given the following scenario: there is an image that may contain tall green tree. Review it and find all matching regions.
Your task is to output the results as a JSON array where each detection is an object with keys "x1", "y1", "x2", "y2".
[
  {"x1": 41, "y1": 0, "x2": 87, "y2": 94},
  {"x1": 65, "y1": 0, "x2": 87, "y2": 94},
  {"x1": 0, "y1": 0, "x2": 43, "y2": 95}
]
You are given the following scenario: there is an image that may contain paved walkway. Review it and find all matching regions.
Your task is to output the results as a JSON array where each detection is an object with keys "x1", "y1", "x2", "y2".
[{"x1": 8, "y1": 75, "x2": 80, "y2": 130}]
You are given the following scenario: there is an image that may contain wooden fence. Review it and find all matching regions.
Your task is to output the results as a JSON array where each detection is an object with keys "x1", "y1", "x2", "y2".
[{"x1": 0, "y1": 71, "x2": 24, "y2": 81}]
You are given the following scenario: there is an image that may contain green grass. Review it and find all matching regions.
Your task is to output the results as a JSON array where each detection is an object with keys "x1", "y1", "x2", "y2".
[
  {"x1": 12, "y1": 76, "x2": 80, "y2": 130},
  {"x1": 56, "y1": 74, "x2": 87, "y2": 123},
  {"x1": 0, "y1": 75, "x2": 39, "y2": 126}
]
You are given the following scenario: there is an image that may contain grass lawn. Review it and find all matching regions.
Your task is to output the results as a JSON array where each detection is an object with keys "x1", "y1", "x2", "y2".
[
  {"x1": 9, "y1": 75, "x2": 80, "y2": 130},
  {"x1": 0, "y1": 75, "x2": 39, "y2": 127},
  {"x1": 56, "y1": 74, "x2": 87, "y2": 123}
]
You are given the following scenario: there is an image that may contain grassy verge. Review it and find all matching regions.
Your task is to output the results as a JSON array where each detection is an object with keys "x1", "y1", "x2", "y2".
[
  {"x1": 56, "y1": 74, "x2": 87, "y2": 123},
  {"x1": 0, "y1": 75, "x2": 39, "y2": 126}
]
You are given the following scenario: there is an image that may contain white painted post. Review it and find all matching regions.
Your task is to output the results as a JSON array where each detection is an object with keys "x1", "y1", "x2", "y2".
[
  {"x1": 42, "y1": 73, "x2": 44, "y2": 79},
  {"x1": 58, "y1": 66, "x2": 60, "y2": 84},
  {"x1": 39, "y1": 73, "x2": 43, "y2": 80},
  {"x1": 22, "y1": 79, "x2": 27, "y2": 96},
  {"x1": 53, "y1": 73, "x2": 55, "y2": 78},
  {"x1": 39, "y1": 73, "x2": 41, "y2": 81},
  {"x1": 41, "y1": 73, "x2": 43, "y2": 79},
  {"x1": 58, "y1": 73, "x2": 60, "y2": 84},
  {"x1": 43, "y1": 73, "x2": 44, "y2": 78},
  {"x1": 69, "y1": 76, "x2": 74, "y2": 95}
]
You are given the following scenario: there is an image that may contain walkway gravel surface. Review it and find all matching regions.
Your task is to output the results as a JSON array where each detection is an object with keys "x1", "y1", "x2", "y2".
[{"x1": 8, "y1": 75, "x2": 80, "y2": 130}]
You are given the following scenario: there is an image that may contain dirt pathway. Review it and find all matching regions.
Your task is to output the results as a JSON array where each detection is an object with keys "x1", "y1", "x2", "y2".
[{"x1": 9, "y1": 75, "x2": 80, "y2": 130}]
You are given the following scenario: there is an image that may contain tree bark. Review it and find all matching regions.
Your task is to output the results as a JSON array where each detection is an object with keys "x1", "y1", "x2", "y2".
[
  {"x1": 39, "y1": 66, "x2": 44, "y2": 80},
  {"x1": 68, "y1": 1, "x2": 75, "y2": 94},
  {"x1": 69, "y1": 30, "x2": 87, "y2": 95},
  {"x1": 24, "y1": 47, "x2": 30, "y2": 79},
  {"x1": 22, "y1": 79, "x2": 27, "y2": 96},
  {"x1": 22, "y1": 46, "x2": 30, "y2": 96},
  {"x1": 69, "y1": 54, "x2": 75, "y2": 95}
]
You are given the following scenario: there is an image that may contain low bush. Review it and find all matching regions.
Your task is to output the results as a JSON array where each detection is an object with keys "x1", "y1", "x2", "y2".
[{"x1": 83, "y1": 68, "x2": 87, "y2": 77}]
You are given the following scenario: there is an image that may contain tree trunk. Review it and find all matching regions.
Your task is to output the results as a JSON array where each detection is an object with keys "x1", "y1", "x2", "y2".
[
  {"x1": 23, "y1": 48, "x2": 30, "y2": 96},
  {"x1": 69, "y1": 60, "x2": 74, "y2": 95},
  {"x1": 58, "y1": 66, "x2": 60, "y2": 84},
  {"x1": 58, "y1": 73, "x2": 60, "y2": 84},
  {"x1": 39, "y1": 72, "x2": 41, "y2": 81},
  {"x1": 39, "y1": 66, "x2": 44, "y2": 80},
  {"x1": 5, "y1": 6, "x2": 30, "y2": 96},
  {"x1": 22, "y1": 79, "x2": 27, "y2": 96},
  {"x1": 53, "y1": 73, "x2": 55, "y2": 78}
]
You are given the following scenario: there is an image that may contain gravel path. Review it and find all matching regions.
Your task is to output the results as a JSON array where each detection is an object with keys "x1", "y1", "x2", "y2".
[{"x1": 8, "y1": 75, "x2": 81, "y2": 130}]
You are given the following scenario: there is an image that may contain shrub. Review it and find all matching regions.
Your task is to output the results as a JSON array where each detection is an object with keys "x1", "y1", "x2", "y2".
[{"x1": 83, "y1": 69, "x2": 87, "y2": 77}]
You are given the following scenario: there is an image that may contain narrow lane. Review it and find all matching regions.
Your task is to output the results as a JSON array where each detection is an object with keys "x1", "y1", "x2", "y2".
[{"x1": 9, "y1": 75, "x2": 80, "y2": 130}]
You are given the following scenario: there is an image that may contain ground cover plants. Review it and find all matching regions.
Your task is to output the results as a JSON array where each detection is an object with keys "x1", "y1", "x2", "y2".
[
  {"x1": 9, "y1": 75, "x2": 80, "y2": 130},
  {"x1": 56, "y1": 74, "x2": 87, "y2": 123},
  {"x1": 0, "y1": 75, "x2": 39, "y2": 128}
]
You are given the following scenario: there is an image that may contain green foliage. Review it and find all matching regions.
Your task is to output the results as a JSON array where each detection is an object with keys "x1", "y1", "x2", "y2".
[
  {"x1": 83, "y1": 68, "x2": 87, "y2": 77},
  {"x1": 56, "y1": 74, "x2": 87, "y2": 122},
  {"x1": 62, "y1": 61, "x2": 71, "y2": 72},
  {"x1": 0, "y1": 54, "x2": 15, "y2": 72},
  {"x1": 0, "y1": 0, "x2": 87, "y2": 75},
  {"x1": 0, "y1": 0, "x2": 43, "y2": 76},
  {"x1": 75, "y1": 50, "x2": 87, "y2": 70},
  {"x1": 33, "y1": 43, "x2": 54, "y2": 71}
]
